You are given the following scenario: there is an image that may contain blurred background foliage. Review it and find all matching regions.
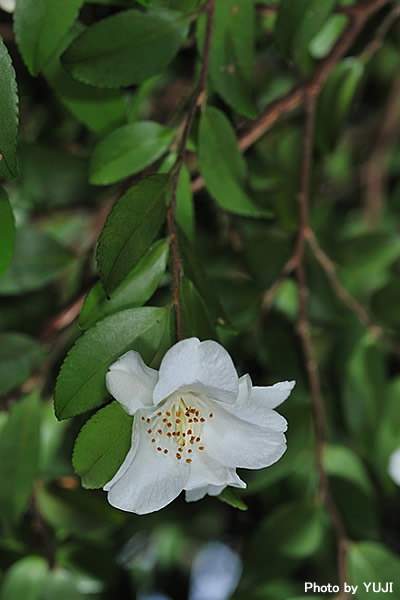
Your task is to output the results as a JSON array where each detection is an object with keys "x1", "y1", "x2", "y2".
[{"x1": 0, "y1": 0, "x2": 400, "y2": 598}]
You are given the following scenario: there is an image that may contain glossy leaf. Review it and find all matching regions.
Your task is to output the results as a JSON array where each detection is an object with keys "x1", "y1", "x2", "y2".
[
  {"x1": 0, "y1": 37, "x2": 18, "y2": 179},
  {"x1": 0, "y1": 394, "x2": 41, "y2": 525},
  {"x1": 73, "y1": 401, "x2": 133, "y2": 489},
  {"x1": 0, "y1": 332, "x2": 45, "y2": 396},
  {"x1": 197, "y1": 0, "x2": 255, "y2": 117},
  {"x1": 79, "y1": 238, "x2": 169, "y2": 329},
  {"x1": 14, "y1": 0, "x2": 84, "y2": 75},
  {"x1": 276, "y1": 0, "x2": 336, "y2": 71},
  {"x1": 97, "y1": 174, "x2": 170, "y2": 294},
  {"x1": 55, "y1": 306, "x2": 170, "y2": 419},
  {"x1": 0, "y1": 227, "x2": 73, "y2": 295},
  {"x1": 44, "y1": 22, "x2": 125, "y2": 135},
  {"x1": 199, "y1": 108, "x2": 271, "y2": 217},
  {"x1": 180, "y1": 277, "x2": 216, "y2": 340},
  {"x1": 0, "y1": 186, "x2": 15, "y2": 278},
  {"x1": 348, "y1": 542, "x2": 400, "y2": 598},
  {"x1": 316, "y1": 58, "x2": 364, "y2": 152},
  {"x1": 323, "y1": 445, "x2": 373, "y2": 497},
  {"x1": 90, "y1": 121, "x2": 174, "y2": 185},
  {"x1": 61, "y1": 8, "x2": 189, "y2": 88}
]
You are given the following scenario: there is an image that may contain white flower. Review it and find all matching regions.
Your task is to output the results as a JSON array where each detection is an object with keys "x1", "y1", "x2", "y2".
[
  {"x1": 388, "y1": 448, "x2": 400, "y2": 485},
  {"x1": 104, "y1": 337, "x2": 295, "y2": 514},
  {"x1": 0, "y1": 0, "x2": 15, "y2": 13}
]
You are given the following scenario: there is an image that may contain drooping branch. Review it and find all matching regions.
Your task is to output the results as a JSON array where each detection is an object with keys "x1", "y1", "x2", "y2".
[
  {"x1": 167, "y1": 0, "x2": 216, "y2": 341},
  {"x1": 295, "y1": 93, "x2": 350, "y2": 599},
  {"x1": 191, "y1": 0, "x2": 391, "y2": 193}
]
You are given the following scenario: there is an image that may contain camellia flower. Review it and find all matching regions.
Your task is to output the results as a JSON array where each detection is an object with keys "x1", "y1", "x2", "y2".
[
  {"x1": 388, "y1": 447, "x2": 400, "y2": 485},
  {"x1": 104, "y1": 338, "x2": 295, "y2": 514}
]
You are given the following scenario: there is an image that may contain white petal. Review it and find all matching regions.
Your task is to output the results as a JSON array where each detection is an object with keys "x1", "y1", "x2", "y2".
[
  {"x1": 185, "y1": 453, "x2": 237, "y2": 491},
  {"x1": 252, "y1": 380, "x2": 296, "y2": 409},
  {"x1": 388, "y1": 447, "x2": 400, "y2": 485},
  {"x1": 106, "y1": 350, "x2": 158, "y2": 415},
  {"x1": 230, "y1": 375, "x2": 289, "y2": 431},
  {"x1": 201, "y1": 401, "x2": 287, "y2": 469},
  {"x1": 153, "y1": 338, "x2": 238, "y2": 406},
  {"x1": 104, "y1": 413, "x2": 142, "y2": 491},
  {"x1": 185, "y1": 485, "x2": 226, "y2": 503},
  {"x1": 105, "y1": 421, "x2": 189, "y2": 514},
  {"x1": 185, "y1": 471, "x2": 246, "y2": 503},
  {"x1": 0, "y1": 0, "x2": 15, "y2": 13}
]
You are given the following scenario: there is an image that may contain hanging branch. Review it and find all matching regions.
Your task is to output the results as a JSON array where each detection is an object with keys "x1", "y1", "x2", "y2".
[
  {"x1": 295, "y1": 93, "x2": 350, "y2": 599},
  {"x1": 191, "y1": 0, "x2": 391, "y2": 193},
  {"x1": 167, "y1": 0, "x2": 216, "y2": 341}
]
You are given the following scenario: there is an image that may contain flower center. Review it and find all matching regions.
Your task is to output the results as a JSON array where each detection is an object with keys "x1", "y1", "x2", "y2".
[{"x1": 141, "y1": 392, "x2": 214, "y2": 463}]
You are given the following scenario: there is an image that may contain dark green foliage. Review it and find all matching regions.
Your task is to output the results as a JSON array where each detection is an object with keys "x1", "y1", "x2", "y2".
[
  {"x1": 61, "y1": 8, "x2": 190, "y2": 87},
  {"x1": 73, "y1": 401, "x2": 133, "y2": 489},
  {"x1": 0, "y1": 187, "x2": 15, "y2": 278},
  {"x1": 96, "y1": 175, "x2": 171, "y2": 294},
  {"x1": 0, "y1": 37, "x2": 18, "y2": 179}
]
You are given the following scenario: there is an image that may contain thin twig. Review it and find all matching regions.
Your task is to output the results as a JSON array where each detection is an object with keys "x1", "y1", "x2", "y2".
[
  {"x1": 261, "y1": 255, "x2": 297, "y2": 312},
  {"x1": 306, "y1": 230, "x2": 400, "y2": 359},
  {"x1": 295, "y1": 93, "x2": 349, "y2": 598},
  {"x1": 362, "y1": 70, "x2": 400, "y2": 225},
  {"x1": 190, "y1": 0, "x2": 391, "y2": 194},
  {"x1": 167, "y1": 0, "x2": 216, "y2": 341}
]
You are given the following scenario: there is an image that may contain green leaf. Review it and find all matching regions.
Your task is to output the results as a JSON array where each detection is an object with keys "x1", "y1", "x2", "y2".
[
  {"x1": 14, "y1": 0, "x2": 84, "y2": 75},
  {"x1": 0, "y1": 332, "x2": 45, "y2": 396},
  {"x1": 0, "y1": 394, "x2": 41, "y2": 526},
  {"x1": 0, "y1": 227, "x2": 73, "y2": 295},
  {"x1": 276, "y1": 0, "x2": 336, "y2": 71},
  {"x1": 97, "y1": 174, "x2": 170, "y2": 294},
  {"x1": 61, "y1": 8, "x2": 189, "y2": 88},
  {"x1": 252, "y1": 500, "x2": 325, "y2": 559},
  {"x1": 44, "y1": 23, "x2": 125, "y2": 135},
  {"x1": 90, "y1": 121, "x2": 174, "y2": 185},
  {"x1": 55, "y1": 306, "x2": 170, "y2": 420},
  {"x1": 0, "y1": 556, "x2": 48, "y2": 600},
  {"x1": 0, "y1": 186, "x2": 15, "y2": 278},
  {"x1": 343, "y1": 333, "x2": 386, "y2": 449},
  {"x1": 160, "y1": 155, "x2": 195, "y2": 241},
  {"x1": 79, "y1": 238, "x2": 169, "y2": 330},
  {"x1": 323, "y1": 445, "x2": 373, "y2": 497},
  {"x1": 348, "y1": 542, "x2": 400, "y2": 598},
  {"x1": 199, "y1": 107, "x2": 271, "y2": 217},
  {"x1": 197, "y1": 0, "x2": 255, "y2": 117},
  {"x1": 73, "y1": 401, "x2": 132, "y2": 488},
  {"x1": 0, "y1": 37, "x2": 18, "y2": 180},
  {"x1": 316, "y1": 58, "x2": 364, "y2": 152},
  {"x1": 309, "y1": 14, "x2": 347, "y2": 59},
  {"x1": 180, "y1": 277, "x2": 216, "y2": 340},
  {"x1": 218, "y1": 487, "x2": 248, "y2": 511}
]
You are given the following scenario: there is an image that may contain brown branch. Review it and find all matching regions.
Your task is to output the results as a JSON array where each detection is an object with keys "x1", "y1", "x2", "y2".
[
  {"x1": 306, "y1": 230, "x2": 400, "y2": 360},
  {"x1": 261, "y1": 255, "x2": 297, "y2": 312},
  {"x1": 295, "y1": 94, "x2": 349, "y2": 598},
  {"x1": 190, "y1": 0, "x2": 391, "y2": 194},
  {"x1": 167, "y1": 0, "x2": 216, "y2": 341},
  {"x1": 362, "y1": 69, "x2": 400, "y2": 226}
]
